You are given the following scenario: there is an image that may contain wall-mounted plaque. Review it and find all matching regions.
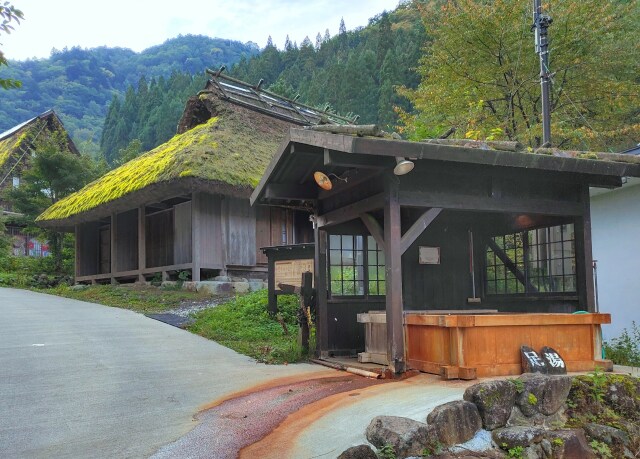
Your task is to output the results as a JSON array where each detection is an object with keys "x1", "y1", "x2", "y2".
[
  {"x1": 275, "y1": 259, "x2": 314, "y2": 288},
  {"x1": 419, "y1": 246, "x2": 441, "y2": 265}
]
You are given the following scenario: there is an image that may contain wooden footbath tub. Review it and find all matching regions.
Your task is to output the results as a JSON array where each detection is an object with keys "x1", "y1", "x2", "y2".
[{"x1": 358, "y1": 310, "x2": 611, "y2": 380}]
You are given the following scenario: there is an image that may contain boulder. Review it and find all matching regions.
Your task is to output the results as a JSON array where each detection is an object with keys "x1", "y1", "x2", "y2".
[
  {"x1": 337, "y1": 445, "x2": 378, "y2": 459},
  {"x1": 540, "y1": 346, "x2": 567, "y2": 375},
  {"x1": 195, "y1": 281, "x2": 233, "y2": 295},
  {"x1": 463, "y1": 380, "x2": 517, "y2": 430},
  {"x1": 604, "y1": 375, "x2": 640, "y2": 419},
  {"x1": 492, "y1": 426, "x2": 545, "y2": 449},
  {"x1": 544, "y1": 429, "x2": 595, "y2": 459},
  {"x1": 583, "y1": 423, "x2": 630, "y2": 446},
  {"x1": 516, "y1": 374, "x2": 572, "y2": 417},
  {"x1": 71, "y1": 284, "x2": 89, "y2": 291},
  {"x1": 521, "y1": 345, "x2": 548, "y2": 374},
  {"x1": 365, "y1": 416, "x2": 433, "y2": 458},
  {"x1": 248, "y1": 281, "x2": 266, "y2": 292},
  {"x1": 213, "y1": 275, "x2": 231, "y2": 282},
  {"x1": 426, "y1": 400, "x2": 482, "y2": 446},
  {"x1": 233, "y1": 281, "x2": 250, "y2": 294}
]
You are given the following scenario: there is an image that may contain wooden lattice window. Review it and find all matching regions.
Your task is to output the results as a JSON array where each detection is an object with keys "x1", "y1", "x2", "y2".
[
  {"x1": 485, "y1": 224, "x2": 576, "y2": 295},
  {"x1": 329, "y1": 235, "x2": 385, "y2": 297}
]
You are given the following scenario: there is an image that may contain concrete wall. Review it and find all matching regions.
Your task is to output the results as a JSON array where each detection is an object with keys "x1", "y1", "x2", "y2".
[{"x1": 591, "y1": 181, "x2": 640, "y2": 339}]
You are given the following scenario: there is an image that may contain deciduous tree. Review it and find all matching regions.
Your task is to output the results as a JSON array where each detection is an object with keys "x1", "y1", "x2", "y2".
[{"x1": 399, "y1": 0, "x2": 639, "y2": 151}]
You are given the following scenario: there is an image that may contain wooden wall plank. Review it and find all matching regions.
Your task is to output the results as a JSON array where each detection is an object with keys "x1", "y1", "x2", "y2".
[
  {"x1": 174, "y1": 200, "x2": 192, "y2": 265},
  {"x1": 225, "y1": 197, "x2": 257, "y2": 266}
]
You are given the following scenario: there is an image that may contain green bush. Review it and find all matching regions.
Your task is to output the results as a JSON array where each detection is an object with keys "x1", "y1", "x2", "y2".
[
  {"x1": 188, "y1": 290, "x2": 311, "y2": 364},
  {"x1": 604, "y1": 322, "x2": 640, "y2": 367}
]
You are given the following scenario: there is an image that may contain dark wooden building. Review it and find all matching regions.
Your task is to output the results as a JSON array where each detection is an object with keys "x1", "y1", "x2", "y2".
[
  {"x1": 37, "y1": 73, "x2": 352, "y2": 283},
  {"x1": 252, "y1": 128, "x2": 640, "y2": 376}
]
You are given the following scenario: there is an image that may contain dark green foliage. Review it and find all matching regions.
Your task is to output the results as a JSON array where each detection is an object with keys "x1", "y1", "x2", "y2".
[
  {"x1": 100, "y1": 72, "x2": 207, "y2": 164},
  {"x1": 230, "y1": 4, "x2": 425, "y2": 131},
  {"x1": 0, "y1": 35, "x2": 259, "y2": 154},
  {"x1": 5, "y1": 132, "x2": 100, "y2": 271},
  {"x1": 189, "y1": 290, "x2": 309, "y2": 364},
  {"x1": 0, "y1": 2, "x2": 23, "y2": 90}
]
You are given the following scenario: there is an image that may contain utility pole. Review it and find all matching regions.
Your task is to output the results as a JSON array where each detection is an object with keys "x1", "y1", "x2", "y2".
[{"x1": 533, "y1": 0, "x2": 553, "y2": 147}]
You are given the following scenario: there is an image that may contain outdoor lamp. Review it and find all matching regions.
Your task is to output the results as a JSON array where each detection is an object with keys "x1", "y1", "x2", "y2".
[{"x1": 393, "y1": 157, "x2": 414, "y2": 176}]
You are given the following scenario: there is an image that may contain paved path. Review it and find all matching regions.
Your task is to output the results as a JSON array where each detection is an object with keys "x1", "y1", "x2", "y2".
[{"x1": 0, "y1": 288, "x2": 329, "y2": 458}]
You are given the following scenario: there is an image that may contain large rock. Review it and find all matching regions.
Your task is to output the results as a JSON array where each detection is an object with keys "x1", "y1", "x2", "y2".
[
  {"x1": 492, "y1": 426, "x2": 545, "y2": 449},
  {"x1": 426, "y1": 400, "x2": 482, "y2": 446},
  {"x1": 337, "y1": 445, "x2": 378, "y2": 459},
  {"x1": 583, "y1": 423, "x2": 630, "y2": 446},
  {"x1": 195, "y1": 281, "x2": 233, "y2": 295},
  {"x1": 365, "y1": 416, "x2": 433, "y2": 458},
  {"x1": 516, "y1": 374, "x2": 572, "y2": 417},
  {"x1": 464, "y1": 380, "x2": 517, "y2": 430},
  {"x1": 545, "y1": 429, "x2": 595, "y2": 459},
  {"x1": 604, "y1": 375, "x2": 640, "y2": 419}
]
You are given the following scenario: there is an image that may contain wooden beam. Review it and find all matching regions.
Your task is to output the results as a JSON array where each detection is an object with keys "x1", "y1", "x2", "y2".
[
  {"x1": 575, "y1": 186, "x2": 595, "y2": 312},
  {"x1": 318, "y1": 168, "x2": 383, "y2": 199},
  {"x1": 360, "y1": 213, "x2": 384, "y2": 249},
  {"x1": 264, "y1": 183, "x2": 318, "y2": 201},
  {"x1": 317, "y1": 192, "x2": 385, "y2": 228},
  {"x1": 314, "y1": 225, "x2": 329, "y2": 358},
  {"x1": 400, "y1": 190, "x2": 583, "y2": 216},
  {"x1": 110, "y1": 212, "x2": 117, "y2": 277},
  {"x1": 323, "y1": 148, "x2": 391, "y2": 169},
  {"x1": 137, "y1": 205, "x2": 146, "y2": 283},
  {"x1": 486, "y1": 239, "x2": 538, "y2": 293},
  {"x1": 400, "y1": 208, "x2": 442, "y2": 254},
  {"x1": 191, "y1": 192, "x2": 201, "y2": 282},
  {"x1": 384, "y1": 176, "x2": 405, "y2": 374}
]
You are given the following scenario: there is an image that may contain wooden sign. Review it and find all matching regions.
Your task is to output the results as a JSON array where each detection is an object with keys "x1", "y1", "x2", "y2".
[
  {"x1": 419, "y1": 246, "x2": 441, "y2": 264},
  {"x1": 275, "y1": 259, "x2": 314, "y2": 288}
]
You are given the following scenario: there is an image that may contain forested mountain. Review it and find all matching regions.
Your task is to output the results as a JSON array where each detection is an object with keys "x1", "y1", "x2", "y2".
[
  {"x1": 230, "y1": 2, "x2": 425, "y2": 131},
  {"x1": 100, "y1": 72, "x2": 207, "y2": 164},
  {"x1": 0, "y1": 35, "x2": 259, "y2": 153}
]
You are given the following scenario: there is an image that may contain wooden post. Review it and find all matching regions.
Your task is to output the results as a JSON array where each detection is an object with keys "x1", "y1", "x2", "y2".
[
  {"x1": 191, "y1": 192, "x2": 201, "y2": 282},
  {"x1": 384, "y1": 176, "x2": 405, "y2": 374},
  {"x1": 300, "y1": 271, "x2": 313, "y2": 353},
  {"x1": 138, "y1": 205, "x2": 146, "y2": 283},
  {"x1": 267, "y1": 253, "x2": 277, "y2": 315},
  {"x1": 575, "y1": 186, "x2": 595, "y2": 312},
  {"x1": 74, "y1": 224, "x2": 80, "y2": 281},
  {"x1": 314, "y1": 221, "x2": 329, "y2": 358},
  {"x1": 110, "y1": 212, "x2": 117, "y2": 283}
]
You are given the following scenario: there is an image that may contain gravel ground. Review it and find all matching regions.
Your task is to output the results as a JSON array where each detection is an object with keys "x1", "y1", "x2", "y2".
[{"x1": 147, "y1": 296, "x2": 233, "y2": 327}]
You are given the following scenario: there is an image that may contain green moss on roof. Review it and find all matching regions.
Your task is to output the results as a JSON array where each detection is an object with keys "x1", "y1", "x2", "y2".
[
  {"x1": 0, "y1": 129, "x2": 29, "y2": 169},
  {"x1": 38, "y1": 113, "x2": 287, "y2": 222}
]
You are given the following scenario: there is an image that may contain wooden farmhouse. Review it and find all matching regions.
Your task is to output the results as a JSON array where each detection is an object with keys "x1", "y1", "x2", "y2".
[
  {"x1": 1, "y1": 110, "x2": 78, "y2": 257},
  {"x1": 251, "y1": 128, "x2": 640, "y2": 377},
  {"x1": 36, "y1": 73, "x2": 353, "y2": 283}
]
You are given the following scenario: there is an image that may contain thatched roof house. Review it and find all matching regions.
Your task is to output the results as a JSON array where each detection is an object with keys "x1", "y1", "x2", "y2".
[
  {"x1": 0, "y1": 110, "x2": 78, "y2": 212},
  {"x1": 37, "y1": 72, "x2": 352, "y2": 283}
]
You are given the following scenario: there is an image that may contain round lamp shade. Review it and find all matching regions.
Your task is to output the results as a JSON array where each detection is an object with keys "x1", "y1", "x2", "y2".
[{"x1": 314, "y1": 171, "x2": 333, "y2": 190}]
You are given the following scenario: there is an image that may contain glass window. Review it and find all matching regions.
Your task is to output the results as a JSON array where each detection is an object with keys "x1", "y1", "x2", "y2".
[
  {"x1": 328, "y1": 234, "x2": 385, "y2": 297},
  {"x1": 485, "y1": 224, "x2": 576, "y2": 295}
]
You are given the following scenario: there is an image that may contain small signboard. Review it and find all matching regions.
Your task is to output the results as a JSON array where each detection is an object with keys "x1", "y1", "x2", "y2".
[
  {"x1": 419, "y1": 246, "x2": 441, "y2": 265},
  {"x1": 275, "y1": 259, "x2": 314, "y2": 288}
]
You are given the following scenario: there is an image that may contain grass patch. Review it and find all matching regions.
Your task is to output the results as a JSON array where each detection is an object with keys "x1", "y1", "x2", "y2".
[
  {"x1": 188, "y1": 290, "x2": 311, "y2": 364},
  {"x1": 42, "y1": 284, "x2": 211, "y2": 314}
]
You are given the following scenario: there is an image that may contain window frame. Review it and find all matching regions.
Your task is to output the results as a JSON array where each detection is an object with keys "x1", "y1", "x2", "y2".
[
  {"x1": 328, "y1": 234, "x2": 385, "y2": 299},
  {"x1": 484, "y1": 223, "x2": 577, "y2": 298}
]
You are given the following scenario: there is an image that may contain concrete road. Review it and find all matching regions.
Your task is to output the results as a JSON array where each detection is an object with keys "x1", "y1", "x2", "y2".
[{"x1": 0, "y1": 288, "x2": 328, "y2": 458}]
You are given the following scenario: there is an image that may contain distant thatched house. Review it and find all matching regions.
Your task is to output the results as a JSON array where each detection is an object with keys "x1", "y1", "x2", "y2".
[
  {"x1": 1, "y1": 110, "x2": 78, "y2": 257},
  {"x1": 37, "y1": 72, "x2": 353, "y2": 283}
]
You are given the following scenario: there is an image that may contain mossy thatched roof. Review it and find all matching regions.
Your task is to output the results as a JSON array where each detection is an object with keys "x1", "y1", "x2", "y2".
[
  {"x1": 37, "y1": 98, "x2": 293, "y2": 225},
  {"x1": 0, "y1": 110, "x2": 77, "y2": 172}
]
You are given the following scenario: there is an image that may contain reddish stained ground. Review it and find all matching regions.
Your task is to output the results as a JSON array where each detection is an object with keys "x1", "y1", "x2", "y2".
[{"x1": 152, "y1": 371, "x2": 393, "y2": 459}]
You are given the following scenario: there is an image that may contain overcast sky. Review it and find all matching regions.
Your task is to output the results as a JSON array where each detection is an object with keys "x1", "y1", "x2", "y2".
[{"x1": 3, "y1": 0, "x2": 401, "y2": 61}]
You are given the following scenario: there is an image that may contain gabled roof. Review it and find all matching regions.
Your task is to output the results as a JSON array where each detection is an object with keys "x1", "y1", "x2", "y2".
[
  {"x1": 37, "y1": 73, "x2": 354, "y2": 228},
  {"x1": 0, "y1": 110, "x2": 78, "y2": 171},
  {"x1": 251, "y1": 127, "x2": 640, "y2": 209}
]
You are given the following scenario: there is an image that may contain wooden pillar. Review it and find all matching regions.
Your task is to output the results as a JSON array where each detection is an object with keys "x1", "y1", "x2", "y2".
[
  {"x1": 384, "y1": 176, "x2": 405, "y2": 374},
  {"x1": 314, "y1": 219, "x2": 329, "y2": 358},
  {"x1": 191, "y1": 192, "x2": 201, "y2": 282},
  {"x1": 138, "y1": 205, "x2": 146, "y2": 283},
  {"x1": 74, "y1": 224, "x2": 80, "y2": 281},
  {"x1": 110, "y1": 212, "x2": 117, "y2": 283},
  {"x1": 575, "y1": 186, "x2": 595, "y2": 312}
]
